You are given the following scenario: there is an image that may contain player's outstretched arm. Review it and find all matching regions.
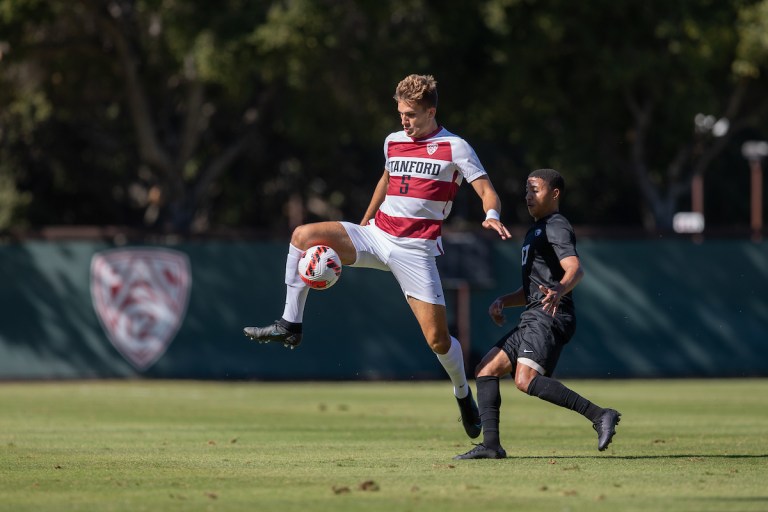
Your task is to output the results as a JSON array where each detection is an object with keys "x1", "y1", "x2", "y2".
[
  {"x1": 539, "y1": 255, "x2": 584, "y2": 316},
  {"x1": 488, "y1": 287, "x2": 526, "y2": 326},
  {"x1": 470, "y1": 176, "x2": 511, "y2": 240},
  {"x1": 361, "y1": 170, "x2": 389, "y2": 225}
]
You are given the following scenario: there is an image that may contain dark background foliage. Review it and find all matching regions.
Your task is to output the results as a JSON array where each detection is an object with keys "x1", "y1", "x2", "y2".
[{"x1": 1, "y1": 0, "x2": 766, "y2": 236}]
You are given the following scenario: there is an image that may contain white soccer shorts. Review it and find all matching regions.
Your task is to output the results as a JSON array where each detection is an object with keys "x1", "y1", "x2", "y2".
[{"x1": 340, "y1": 221, "x2": 446, "y2": 306}]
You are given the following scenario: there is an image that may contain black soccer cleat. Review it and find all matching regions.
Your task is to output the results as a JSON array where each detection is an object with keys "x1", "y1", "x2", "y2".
[
  {"x1": 243, "y1": 321, "x2": 302, "y2": 349},
  {"x1": 455, "y1": 387, "x2": 482, "y2": 439},
  {"x1": 453, "y1": 443, "x2": 507, "y2": 460},
  {"x1": 593, "y1": 408, "x2": 621, "y2": 451}
]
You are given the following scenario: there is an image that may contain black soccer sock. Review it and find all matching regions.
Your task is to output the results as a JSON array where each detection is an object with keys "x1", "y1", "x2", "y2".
[
  {"x1": 527, "y1": 374, "x2": 603, "y2": 423},
  {"x1": 476, "y1": 376, "x2": 502, "y2": 449},
  {"x1": 277, "y1": 318, "x2": 302, "y2": 333}
]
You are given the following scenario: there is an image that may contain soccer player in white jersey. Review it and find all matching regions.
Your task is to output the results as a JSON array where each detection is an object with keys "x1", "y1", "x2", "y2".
[{"x1": 244, "y1": 74, "x2": 511, "y2": 440}]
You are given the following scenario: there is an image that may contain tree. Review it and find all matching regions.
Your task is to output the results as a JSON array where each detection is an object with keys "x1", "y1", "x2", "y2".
[
  {"x1": 1, "y1": 0, "x2": 766, "y2": 234},
  {"x1": 479, "y1": 0, "x2": 768, "y2": 230},
  {"x1": 1, "y1": 0, "x2": 298, "y2": 233},
  {"x1": 77, "y1": 0, "x2": 285, "y2": 232}
]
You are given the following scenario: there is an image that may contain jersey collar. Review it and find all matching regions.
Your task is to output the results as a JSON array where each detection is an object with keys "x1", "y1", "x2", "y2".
[{"x1": 409, "y1": 125, "x2": 443, "y2": 141}]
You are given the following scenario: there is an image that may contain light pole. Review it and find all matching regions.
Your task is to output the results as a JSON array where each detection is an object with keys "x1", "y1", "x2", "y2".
[
  {"x1": 741, "y1": 141, "x2": 768, "y2": 242},
  {"x1": 685, "y1": 113, "x2": 729, "y2": 239}
]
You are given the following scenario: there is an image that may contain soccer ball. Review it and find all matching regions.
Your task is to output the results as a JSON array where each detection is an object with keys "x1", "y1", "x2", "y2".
[{"x1": 297, "y1": 245, "x2": 342, "y2": 290}]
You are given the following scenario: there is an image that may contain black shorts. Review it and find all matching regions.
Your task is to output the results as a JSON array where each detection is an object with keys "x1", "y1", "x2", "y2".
[{"x1": 494, "y1": 308, "x2": 576, "y2": 377}]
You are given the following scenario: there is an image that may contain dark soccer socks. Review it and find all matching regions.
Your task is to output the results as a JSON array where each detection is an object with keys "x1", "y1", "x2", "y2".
[
  {"x1": 527, "y1": 374, "x2": 621, "y2": 450},
  {"x1": 526, "y1": 374, "x2": 603, "y2": 422},
  {"x1": 476, "y1": 376, "x2": 502, "y2": 449},
  {"x1": 454, "y1": 377, "x2": 506, "y2": 460}
]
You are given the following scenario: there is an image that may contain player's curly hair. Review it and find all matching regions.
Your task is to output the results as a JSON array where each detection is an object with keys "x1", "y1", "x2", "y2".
[
  {"x1": 394, "y1": 74, "x2": 438, "y2": 108},
  {"x1": 529, "y1": 168, "x2": 565, "y2": 194}
]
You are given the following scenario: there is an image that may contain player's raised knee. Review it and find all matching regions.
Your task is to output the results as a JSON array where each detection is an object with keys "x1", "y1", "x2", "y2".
[
  {"x1": 514, "y1": 373, "x2": 533, "y2": 393},
  {"x1": 290, "y1": 224, "x2": 315, "y2": 249}
]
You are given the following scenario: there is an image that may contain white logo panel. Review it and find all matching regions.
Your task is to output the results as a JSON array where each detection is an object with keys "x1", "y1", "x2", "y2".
[{"x1": 90, "y1": 248, "x2": 191, "y2": 370}]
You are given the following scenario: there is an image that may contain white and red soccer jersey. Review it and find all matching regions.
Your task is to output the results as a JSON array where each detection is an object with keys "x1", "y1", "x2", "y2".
[{"x1": 374, "y1": 126, "x2": 487, "y2": 255}]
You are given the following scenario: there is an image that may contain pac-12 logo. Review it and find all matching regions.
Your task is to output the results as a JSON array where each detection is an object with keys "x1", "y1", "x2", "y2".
[
  {"x1": 90, "y1": 248, "x2": 191, "y2": 370},
  {"x1": 426, "y1": 142, "x2": 439, "y2": 155}
]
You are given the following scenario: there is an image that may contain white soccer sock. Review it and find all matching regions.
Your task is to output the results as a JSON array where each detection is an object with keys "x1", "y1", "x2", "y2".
[
  {"x1": 435, "y1": 336, "x2": 469, "y2": 399},
  {"x1": 281, "y1": 244, "x2": 309, "y2": 324}
]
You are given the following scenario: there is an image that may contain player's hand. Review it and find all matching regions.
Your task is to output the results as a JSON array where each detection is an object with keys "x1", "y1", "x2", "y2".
[
  {"x1": 482, "y1": 218, "x2": 511, "y2": 240},
  {"x1": 538, "y1": 284, "x2": 563, "y2": 316},
  {"x1": 488, "y1": 297, "x2": 506, "y2": 326}
]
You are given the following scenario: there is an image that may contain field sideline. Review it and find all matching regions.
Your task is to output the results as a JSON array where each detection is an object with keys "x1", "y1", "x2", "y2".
[{"x1": 1, "y1": 379, "x2": 767, "y2": 512}]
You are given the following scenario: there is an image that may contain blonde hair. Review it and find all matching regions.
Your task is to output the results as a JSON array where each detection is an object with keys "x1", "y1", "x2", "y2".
[{"x1": 394, "y1": 74, "x2": 438, "y2": 108}]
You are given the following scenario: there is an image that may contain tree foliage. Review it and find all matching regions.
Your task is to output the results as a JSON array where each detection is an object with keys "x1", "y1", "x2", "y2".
[{"x1": 0, "y1": 0, "x2": 766, "y2": 234}]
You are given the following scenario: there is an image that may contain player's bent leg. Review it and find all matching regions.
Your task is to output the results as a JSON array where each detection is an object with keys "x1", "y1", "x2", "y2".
[
  {"x1": 242, "y1": 242, "x2": 307, "y2": 348},
  {"x1": 291, "y1": 222, "x2": 357, "y2": 265},
  {"x1": 513, "y1": 362, "x2": 540, "y2": 393},
  {"x1": 243, "y1": 243, "x2": 306, "y2": 347},
  {"x1": 243, "y1": 222, "x2": 356, "y2": 349},
  {"x1": 408, "y1": 298, "x2": 479, "y2": 438},
  {"x1": 443, "y1": 334, "x2": 480, "y2": 438},
  {"x1": 407, "y1": 297, "x2": 452, "y2": 354},
  {"x1": 524, "y1": 367, "x2": 621, "y2": 451}
]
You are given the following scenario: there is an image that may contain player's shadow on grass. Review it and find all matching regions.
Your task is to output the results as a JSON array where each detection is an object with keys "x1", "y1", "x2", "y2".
[{"x1": 512, "y1": 454, "x2": 768, "y2": 460}]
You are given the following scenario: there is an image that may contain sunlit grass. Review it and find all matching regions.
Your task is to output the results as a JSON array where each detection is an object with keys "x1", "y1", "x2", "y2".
[{"x1": 1, "y1": 379, "x2": 767, "y2": 512}]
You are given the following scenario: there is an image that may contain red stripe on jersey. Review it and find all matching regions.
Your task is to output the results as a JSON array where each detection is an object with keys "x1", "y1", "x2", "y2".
[
  {"x1": 375, "y1": 210, "x2": 442, "y2": 240},
  {"x1": 387, "y1": 175, "x2": 458, "y2": 202},
  {"x1": 387, "y1": 140, "x2": 453, "y2": 161}
]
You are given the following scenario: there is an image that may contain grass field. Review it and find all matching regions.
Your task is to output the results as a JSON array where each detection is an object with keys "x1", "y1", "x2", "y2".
[{"x1": 1, "y1": 379, "x2": 767, "y2": 512}]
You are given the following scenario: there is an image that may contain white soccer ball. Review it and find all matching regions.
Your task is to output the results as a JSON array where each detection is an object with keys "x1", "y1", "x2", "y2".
[{"x1": 297, "y1": 245, "x2": 342, "y2": 290}]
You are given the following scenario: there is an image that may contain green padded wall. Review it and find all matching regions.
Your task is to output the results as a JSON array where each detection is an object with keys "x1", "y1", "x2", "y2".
[{"x1": 0, "y1": 238, "x2": 765, "y2": 379}]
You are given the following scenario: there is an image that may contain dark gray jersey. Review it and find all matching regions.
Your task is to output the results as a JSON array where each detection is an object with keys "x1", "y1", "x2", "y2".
[{"x1": 521, "y1": 213, "x2": 578, "y2": 313}]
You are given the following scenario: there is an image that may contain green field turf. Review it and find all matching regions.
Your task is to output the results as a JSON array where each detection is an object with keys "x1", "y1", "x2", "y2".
[{"x1": 1, "y1": 379, "x2": 767, "y2": 512}]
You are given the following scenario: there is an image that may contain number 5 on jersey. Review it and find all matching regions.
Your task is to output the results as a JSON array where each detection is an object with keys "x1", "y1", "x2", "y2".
[{"x1": 399, "y1": 174, "x2": 411, "y2": 194}]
